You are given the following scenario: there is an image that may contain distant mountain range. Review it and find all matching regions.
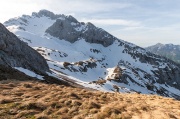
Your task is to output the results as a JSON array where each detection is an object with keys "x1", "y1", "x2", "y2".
[
  {"x1": 146, "y1": 43, "x2": 180, "y2": 64},
  {"x1": 2, "y1": 9, "x2": 180, "y2": 99}
]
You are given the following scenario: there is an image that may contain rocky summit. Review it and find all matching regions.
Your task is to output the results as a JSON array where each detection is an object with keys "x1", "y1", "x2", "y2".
[
  {"x1": 46, "y1": 17, "x2": 115, "y2": 47},
  {"x1": 3, "y1": 10, "x2": 180, "y2": 100}
]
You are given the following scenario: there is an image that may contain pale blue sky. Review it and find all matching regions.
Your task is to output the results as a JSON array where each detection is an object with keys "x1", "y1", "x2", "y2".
[{"x1": 0, "y1": 0, "x2": 180, "y2": 47}]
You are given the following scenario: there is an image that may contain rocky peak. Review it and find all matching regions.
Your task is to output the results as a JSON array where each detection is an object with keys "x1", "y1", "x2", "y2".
[
  {"x1": 32, "y1": 9, "x2": 65, "y2": 20},
  {"x1": 0, "y1": 23, "x2": 49, "y2": 74},
  {"x1": 45, "y1": 17, "x2": 115, "y2": 47},
  {"x1": 155, "y1": 43, "x2": 164, "y2": 47},
  {"x1": 86, "y1": 22, "x2": 95, "y2": 27},
  {"x1": 67, "y1": 15, "x2": 78, "y2": 23}
]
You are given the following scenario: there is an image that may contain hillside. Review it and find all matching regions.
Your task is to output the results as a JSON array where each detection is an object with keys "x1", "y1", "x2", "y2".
[
  {"x1": 0, "y1": 23, "x2": 49, "y2": 74},
  {"x1": 0, "y1": 78, "x2": 180, "y2": 119},
  {"x1": 3, "y1": 9, "x2": 180, "y2": 99},
  {"x1": 146, "y1": 43, "x2": 180, "y2": 64}
]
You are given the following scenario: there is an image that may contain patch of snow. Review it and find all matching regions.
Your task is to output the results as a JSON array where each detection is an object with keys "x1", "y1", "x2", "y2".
[
  {"x1": 58, "y1": 17, "x2": 65, "y2": 20},
  {"x1": 71, "y1": 22, "x2": 76, "y2": 26},
  {"x1": 154, "y1": 83, "x2": 180, "y2": 96},
  {"x1": 74, "y1": 24, "x2": 86, "y2": 32},
  {"x1": 14, "y1": 67, "x2": 44, "y2": 80}
]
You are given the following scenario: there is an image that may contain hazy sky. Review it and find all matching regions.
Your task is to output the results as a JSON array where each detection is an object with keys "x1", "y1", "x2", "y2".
[{"x1": 0, "y1": 0, "x2": 180, "y2": 47}]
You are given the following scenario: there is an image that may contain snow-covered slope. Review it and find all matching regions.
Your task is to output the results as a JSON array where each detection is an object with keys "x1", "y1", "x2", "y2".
[{"x1": 4, "y1": 10, "x2": 180, "y2": 99}]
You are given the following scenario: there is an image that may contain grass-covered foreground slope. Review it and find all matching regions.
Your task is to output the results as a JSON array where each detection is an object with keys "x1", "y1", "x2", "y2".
[{"x1": 0, "y1": 79, "x2": 180, "y2": 119}]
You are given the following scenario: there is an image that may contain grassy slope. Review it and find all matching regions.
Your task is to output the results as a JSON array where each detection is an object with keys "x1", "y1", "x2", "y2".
[{"x1": 0, "y1": 79, "x2": 180, "y2": 119}]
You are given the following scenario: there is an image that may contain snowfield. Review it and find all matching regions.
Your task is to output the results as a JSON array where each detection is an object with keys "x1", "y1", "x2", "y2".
[{"x1": 14, "y1": 67, "x2": 44, "y2": 80}]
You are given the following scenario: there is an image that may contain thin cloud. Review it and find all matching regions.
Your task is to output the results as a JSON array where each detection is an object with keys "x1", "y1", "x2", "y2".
[
  {"x1": 81, "y1": 18, "x2": 141, "y2": 27},
  {"x1": 46, "y1": 0, "x2": 133, "y2": 14}
]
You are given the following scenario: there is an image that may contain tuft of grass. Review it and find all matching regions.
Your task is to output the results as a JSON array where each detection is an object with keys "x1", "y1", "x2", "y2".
[
  {"x1": 72, "y1": 100, "x2": 82, "y2": 106},
  {"x1": 19, "y1": 102, "x2": 46, "y2": 111},
  {"x1": 23, "y1": 83, "x2": 33, "y2": 88},
  {"x1": 67, "y1": 92, "x2": 80, "y2": 99},
  {"x1": 0, "y1": 98, "x2": 14, "y2": 104},
  {"x1": 15, "y1": 110, "x2": 38, "y2": 118},
  {"x1": 35, "y1": 114, "x2": 49, "y2": 119},
  {"x1": 58, "y1": 107, "x2": 69, "y2": 114}
]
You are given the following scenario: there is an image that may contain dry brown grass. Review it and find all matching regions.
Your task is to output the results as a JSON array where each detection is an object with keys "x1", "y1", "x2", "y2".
[{"x1": 0, "y1": 79, "x2": 180, "y2": 119}]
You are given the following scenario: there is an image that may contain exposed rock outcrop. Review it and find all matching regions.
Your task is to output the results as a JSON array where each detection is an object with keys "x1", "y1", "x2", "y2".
[
  {"x1": 121, "y1": 44, "x2": 180, "y2": 90},
  {"x1": 46, "y1": 16, "x2": 115, "y2": 47},
  {"x1": 0, "y1": 23, "x2": 49, "y2": 74},
  {"x1": 32, "y1": 9, "x2": 65, "y2": 20}
]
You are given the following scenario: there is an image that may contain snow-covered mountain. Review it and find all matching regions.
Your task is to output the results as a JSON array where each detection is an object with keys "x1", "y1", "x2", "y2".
[
  {"x1": 4, "y1": 10, "x2": 180, "y2": 99},
  {"x1": 146, "y1": 43, "x2": 180, "y2": 64}
]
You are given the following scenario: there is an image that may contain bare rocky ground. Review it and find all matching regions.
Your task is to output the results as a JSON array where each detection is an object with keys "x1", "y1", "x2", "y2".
[{"x1": 0, "y1": 66, "x2": 180, "y2": 119}]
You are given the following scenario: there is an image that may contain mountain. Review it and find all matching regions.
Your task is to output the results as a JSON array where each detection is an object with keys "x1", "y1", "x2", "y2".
[
  {"x1": 146, "y1": 43, "x2": 180, "y2": 64},
  {"x1": 0, "y1": 23, "x2": 49, "y2": 74},
  {"x1": 4, "y1": 10, "x2": 180, "y2": 99}
]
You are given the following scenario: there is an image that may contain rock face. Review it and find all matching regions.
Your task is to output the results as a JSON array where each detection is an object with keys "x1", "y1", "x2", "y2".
[
  {"x1": 0, "y1": 23, "x2": 49, "y2": 74},
  {"x1": 46, "y1": 16, "x2": 115, "y2": 47},
  {"x1": 121, "y1": 44, "x2": 180, "y2": 90},
  {"x1": 32, "y1": 9, "x2": 65, "y2": 20}
]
